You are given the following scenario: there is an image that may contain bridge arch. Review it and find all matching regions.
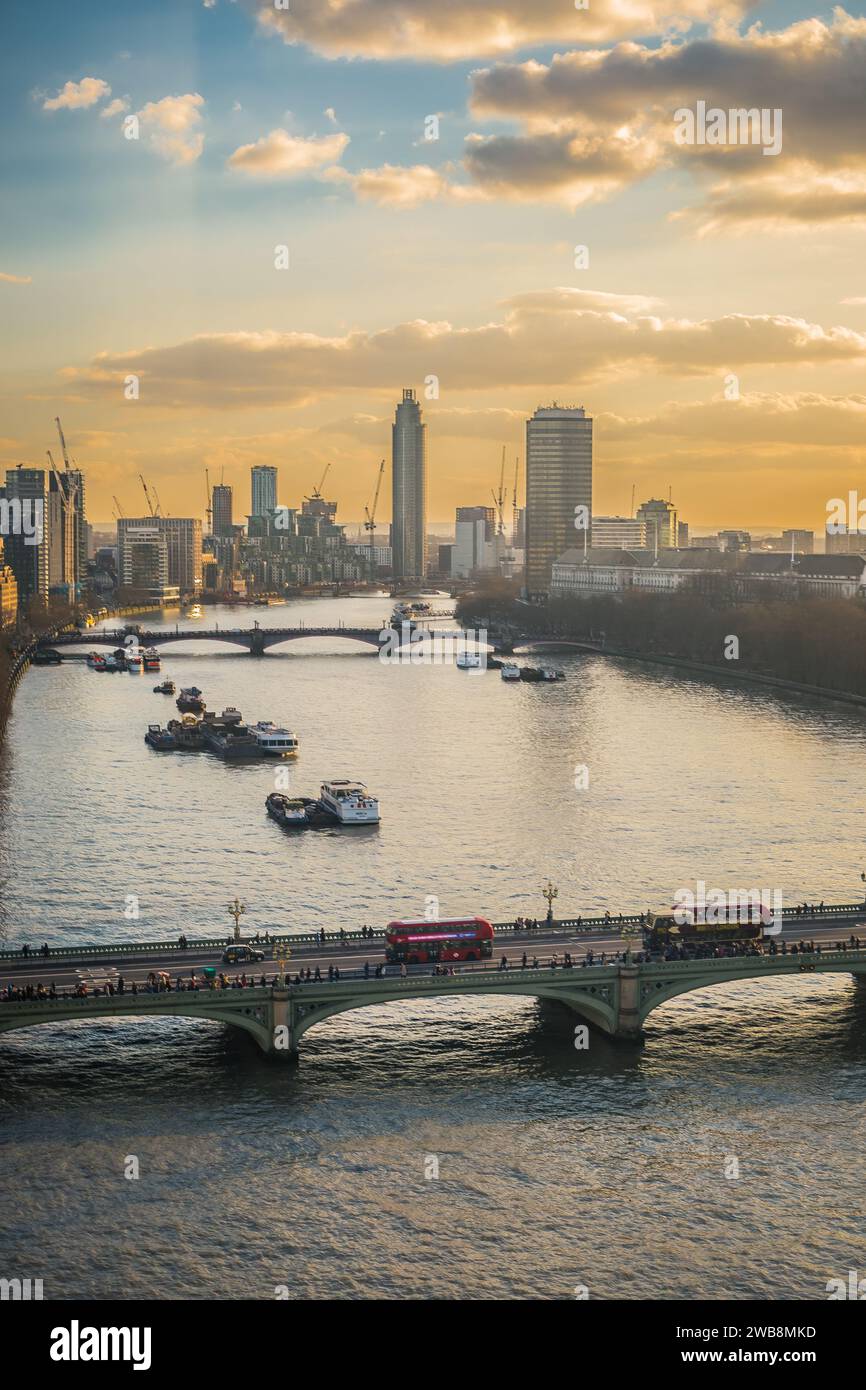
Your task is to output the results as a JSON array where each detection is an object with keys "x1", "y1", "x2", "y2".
[
  {"x1": 0, "y1": 997, "x2": 275, "y2": 1052},
  {"x1": 638, "y1": 959, "x2": 866, "y2": 1029}
]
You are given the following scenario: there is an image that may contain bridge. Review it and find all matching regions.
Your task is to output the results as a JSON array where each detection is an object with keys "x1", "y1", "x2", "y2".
[
  {"x1": 48, "y1": 620, "x2": 475, "y2": 657},
  {"x1": 3, "y1": 945, "x2": 866, "y2": 1061}
]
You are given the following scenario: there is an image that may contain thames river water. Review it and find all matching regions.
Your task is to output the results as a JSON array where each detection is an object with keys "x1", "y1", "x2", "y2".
[{"x1": 1, "y1": 595, "x2": 865, "y2": 1299}]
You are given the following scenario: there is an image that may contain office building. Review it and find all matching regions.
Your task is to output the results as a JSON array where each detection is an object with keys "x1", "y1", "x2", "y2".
[
  {"x1": 118, "y1": 517, "x2": 201, "y2": 597},
  {"x1": 636, "y1": 498, "x2": 678, "y2": 553},
  {"x1": 591, "y1": 516, "x2": 648, "y2": 550},
  {"x1": 391, "y1": 388, "x2": 427, "y2": 580},
  {"x1": 525, "y1": 405, "x2": 592, "y2": 598},
  {"x1": 0, "y1": 539, "x2": 18, "y2": 626},
  {"x1": 3, "y1": 467, "x2": 48, "y2": 607},
  {"x1": 212, "y1": 485, "x2": 233, "y2": 538},
  {"x1": 452, "y1": 506, "x2": 497, "y2": 578},
  {"x1": 251, "y1": 466, "x2": 278, "y2": 518}
]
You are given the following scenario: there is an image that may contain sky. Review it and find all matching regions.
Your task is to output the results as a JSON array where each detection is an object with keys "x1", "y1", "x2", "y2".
[{"x1": 2, "y1": 0, "x2": 865, "y2": 532}]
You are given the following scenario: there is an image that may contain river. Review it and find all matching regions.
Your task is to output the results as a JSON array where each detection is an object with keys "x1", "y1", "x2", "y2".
[{"x1": 1, "y1": 595, "x2": 864, "y2": 1299}]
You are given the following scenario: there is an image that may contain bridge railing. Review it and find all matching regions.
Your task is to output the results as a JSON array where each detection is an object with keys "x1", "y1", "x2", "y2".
[{"x1": 2, "y1": 902, "x2": 865, "y2": 964}]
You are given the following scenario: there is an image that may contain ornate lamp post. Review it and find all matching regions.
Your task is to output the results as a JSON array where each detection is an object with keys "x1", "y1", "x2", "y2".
[
  {"x1": 227, "y1": 897, "x2": 246, "y2": 942},
  {"x1": 621, "y1": 921, "x2": 638, "y2": 964},
  {"x1": 543, "y1": 880, "x2": 558, "y2": 925}
]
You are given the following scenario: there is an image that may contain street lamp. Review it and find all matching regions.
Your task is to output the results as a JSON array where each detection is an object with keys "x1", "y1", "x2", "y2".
[
  {"x1": 621, "y1": 921, "x2": 638, "y2": 964},
  {"x1": 543, "y1": 880, "x2": 558, "y2": 925},
  {"x1": 227, "y1": 897, "x2": 246, "y2": 942}
]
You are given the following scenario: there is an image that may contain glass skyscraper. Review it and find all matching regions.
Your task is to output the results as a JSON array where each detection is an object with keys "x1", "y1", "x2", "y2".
[
  {"x1": 391, "y1": 388, "x2": 427, "y2": 580},
  {"x1": 525, "y1": 405, "x2": 593, "y2": 598},
  {"x1": 251, "y1": 466, "x2": 277, "y2": 518}
]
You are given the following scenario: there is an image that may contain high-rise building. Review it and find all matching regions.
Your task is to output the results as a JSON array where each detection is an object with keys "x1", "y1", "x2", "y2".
[
  {"x1": 212, "y1": 485, "x2": 233, "y2": 537},
  {"x1": 3, "y1": 467, "x2": 48, "y2": 607},
  {"x1": 0, "y1": 538, "x2": 18, "y2": 627},
  {"x1": 251, "y1": 466, "x2": 277, "y2": 518},
  {"x1": 525, "y1": 405, "x2": 592, "y2": 598},
  {"x1": 453, "y1": 506, "x2": 496, "y2": 578},
  {"x1": 636, "y1": 498, "x2": 678, "y2": 553},
  {"x1": 825, "y1": 527, "x2": 865, "y2": 555},
  {"x1": 118, "y1": 517, "x2": 202, "y2": 597},
  {"x1": 391, "y1": 388, "x2": 427, "y2": 580},
  {"x1": 591, "y1": 516, "x2": 648, "y2": 550},
  {"x1": 47, "y1": 471, "x2": 81, "y2": 597}
]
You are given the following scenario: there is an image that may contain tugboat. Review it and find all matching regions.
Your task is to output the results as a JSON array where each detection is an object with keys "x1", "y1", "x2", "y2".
[
  {"x1": 153, "y1": 679, "x2": 175, "y2": 695},
  {"x1": 266, "y1": 793, "x2": 318, "y2": 827},
  {"x1": 144, "y1": 723, "x2": 177, "y2": 750},
  {"x1": 143, "y1": 647, "x2": 161, "y2": 672},
  {"x1": 500, "y1": 662, "x2": 522, "y2": 681},
  {"x1": 176, "y1": 686, "x2": 205, "y2": 713},
  {"x1": 319, "y1": 779, "x2": 380, "y2": 824},
  {"x1": 251, "y1": 722, "x2": 300, "y2": 758}
]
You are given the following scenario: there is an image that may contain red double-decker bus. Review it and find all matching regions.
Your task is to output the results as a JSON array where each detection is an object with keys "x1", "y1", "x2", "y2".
[{"x1": 384, "y1": 917, "x2": 494, "y2": 964}]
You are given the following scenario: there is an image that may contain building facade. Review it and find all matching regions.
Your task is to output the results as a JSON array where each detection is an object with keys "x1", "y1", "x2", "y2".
[
  {"x1": 453, "y1": 506, "x2": 497, "y2": 578},
  {"x1": 118, "y1": 517, "x2": 201, "y2": 597},
  {"x1": 636, "y1": 498, "x2": 678, "y2": 553},
  {"x1": 251, "y1": 466, "x2": 277, "y2": 518},
  {"x1": 3, "y1": 467, "x2": 48, "y2": 607},
  {"x1": 525, "y1": 405, "x2": 592, "y2": 598},
  {"x1": 212, "y1": 485, "x2": 233, "y2": 538},
  {"x1": 391, "y1": 388, "x2": 427, "y2": 580},
  {"x1": 591, "y1": 516, "x2": 648, "y2": 550}
]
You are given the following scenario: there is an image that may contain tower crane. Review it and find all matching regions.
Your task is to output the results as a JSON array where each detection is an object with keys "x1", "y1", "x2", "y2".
[
  {"x1": 363, "y1": 459, "x2": 385, "y2": 582},
  {"x1": 113, "y1": 495, "x2": 125, "y2": 519},
  {"x1": 139, "y1": 474, "x2": 157, "y2": 518},
  {"x1": 491, "y1": 445, "x2": 506, "y2": 536},
  {"x1": 306, "y1": 463, "x2": 331, "y2": 502},
  {"x1": 54, "y1": 416, "x2": 72, "y2": 470}
]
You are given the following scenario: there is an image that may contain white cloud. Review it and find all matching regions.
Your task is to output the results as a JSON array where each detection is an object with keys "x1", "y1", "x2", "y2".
[
  {"x1": 43, "y1": 77, "x2": 111, "y2": 112},
  {"x1": 227, "y1": 128, "x2": 349, "y2": 177},
  {"x1": 137, "y1": 93, "x2": 206, "y2": 165},
  {"x1": 100, "y1": 97, "x2": 130, "y2": 119},
  {"x1": 0, "y1": 272, "x2": 31, "y2": 285}
]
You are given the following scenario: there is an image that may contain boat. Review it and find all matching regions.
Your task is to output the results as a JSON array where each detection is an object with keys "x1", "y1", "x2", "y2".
[
  {"x1": 143, "y1": 647, "x2": 161, "y2": 672},
  {"x1": 251, "y1": 722, "x2": 300, "y2": 758},
  {"x1": 540, "y1": 667, "x2": 565, "y2": 681},
  {"x1": 266, "y1": 793, "x2": 317, "y2": 827},
  {"x1": 176, "y1": 687, "x2": 206, "y2": 713},
  {"x1": 187, "y1": 604, "x2": 202, "y2": 618},
  {"x1": 32, "y1": 649, "x2": 62, "y2": 665},
  {"x1": 167, "y1": 716, "x2": 204, "y2": 750},
  {"x1": 126, "y1": 650, "x2": 143, "y2": 671},
  {"x1": 86, "y1": 652, "x2": 103, "y2": 669},
  {"x1": 319, "y1": 779, "x2": 380, "y2": 824},
  {"x1": 153, "y1": 680, "x2": 175, "y2": 694},
  {"x1": 144, "y1": 724, "x2": 177, "y2": 751},
  {"x1": 102, "y1": 655, "x2": 121, "y2": 672},
  {"x1": 112, "y1": 648, "x2": 128, "y2": 670},
  {"x1": 500, "y1": 662, "x2": 522, "y2": 681},
  {"x1": 456, "y1": 651, "x2": 484, "y2": 670},
  {"x1": 200, "y1": 718, "x2": 260, "y2": 759}
]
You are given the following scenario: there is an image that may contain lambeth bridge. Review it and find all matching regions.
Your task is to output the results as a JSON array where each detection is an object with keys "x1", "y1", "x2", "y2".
[
  {"x1": 48, "y1": 620, "x2": 468, "y2": 657},
  {"x1": 3, "y1": 944, "x2": 866, "y2": 1060}
]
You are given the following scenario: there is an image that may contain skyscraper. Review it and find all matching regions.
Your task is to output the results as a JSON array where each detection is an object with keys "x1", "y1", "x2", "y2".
[
  {"x1": 636, "y1": 498, "x2": 678, "y2": 553},
  {"x1": 391, "y1": 388, "x2": 427, "y2": 580},
  {"x1": 212, "y1": 485, "x2": 233, "y2": 537},
  {"x1": 251, "y1": 466, "x2": 277, "y2": 518},
  {"x1": 525, "y1": 405, "x2": 593, "y2": 598},
  {"x1": 3, "y1": 466, "x2": 48, "y2": 607}
]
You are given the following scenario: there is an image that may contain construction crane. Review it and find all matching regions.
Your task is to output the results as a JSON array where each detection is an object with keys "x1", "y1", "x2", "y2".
[
  {"x1": 54, "y1": 416, "x2": 71, "y2": 471},
  {"x1": 306, "y1": 463, "x2": 331, "y2": 502},
  {"x1": 363, "y1": 459, "x2": 385, "y2": 582},
  {"x1": 152, "y1": 484, "x2": 165, "y2": 517},
  {"x1": 491, "y1": 445, "x2": 506, "y2": 536},
  {"x1": 138, "y1": 474, "x2": 157, "y2": 518},
  {"x1": 205, "y1": 468, "x2": 212, "y2": 532},
  {"x1": 113, "y1": 495, "x2": 125, "y2": 519}
]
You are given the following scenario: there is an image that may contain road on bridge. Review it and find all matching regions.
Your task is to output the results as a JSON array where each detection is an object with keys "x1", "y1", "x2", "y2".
[{"x1": 3, "y1": 914, "x2": 863, "y2": 994}]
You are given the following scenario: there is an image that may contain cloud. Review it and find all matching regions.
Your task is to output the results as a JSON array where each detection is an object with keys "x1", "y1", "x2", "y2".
[
  {"x1": 59, "y1": 288, "x2": 866, "y2": 410},
  {"x1": 0, "y1": 272, "x2": 32, "y2": 285},
  {"x1": 227, "y1": 128, "x2": 349, "y2": 177},
  {"x1": 459, "y1": 10, "x2": 866, "y2": 223},
  {"x1": 602, "y1": 393, "x2": 866, "y2": 451},
  {"x1": 100, "y1": 97, "x2": 130, "y2": 119},
  {"x1": 842, "y1": 297, "x2": 866, "y2": 306},
  {"x1": 43, "y1": 77, "x2": 111, "y2": 111},
  {"x1": 324, "y1": 161, "x2": 482, "y2": 208},
  {"x1": 137, "y1": 93, "x2": 205, "y2": 165},
  {"x1": 250, "y1": 0, "x2": 750, "y2": 62},
  {"x1": 323, "y1": 107, "x2": 337, "y2": 125}
]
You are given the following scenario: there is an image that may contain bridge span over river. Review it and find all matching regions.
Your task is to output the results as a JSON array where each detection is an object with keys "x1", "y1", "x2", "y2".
[{"x1": 3, "y1": 907, "x2": 866, "y2": 1061}]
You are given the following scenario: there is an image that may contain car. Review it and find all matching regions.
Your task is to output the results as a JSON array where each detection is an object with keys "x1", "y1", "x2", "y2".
[{"x1": 222, "y1": 945, "x2": 265, "y2": 964}]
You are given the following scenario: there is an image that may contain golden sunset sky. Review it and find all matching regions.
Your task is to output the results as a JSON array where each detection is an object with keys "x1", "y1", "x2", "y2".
[{"x1": 2, "y1": 0, "x2": 865, "y2": 532}]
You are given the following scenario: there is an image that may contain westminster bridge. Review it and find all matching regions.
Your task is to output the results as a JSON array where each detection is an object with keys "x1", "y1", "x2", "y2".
[{"x1": 2, "y1": 938, "x2": 866, "y2": 1060}]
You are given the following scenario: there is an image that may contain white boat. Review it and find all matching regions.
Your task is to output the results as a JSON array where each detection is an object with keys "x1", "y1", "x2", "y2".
[
  {"x1": 126, "y1": 650, "x2": 143, "y2": 671},
  {"x1": 143, "y1": 647, "x2": 161, "y2": 672},
  {"x1": 187, "y1": 604, "x2": 202, "y2": 618},
  {"x1": 456, "y1": 651, "x2": 484, "y2": 670},
  {"x1": 320, "y1": 779, "x2": 380, "y2": 824},
  {"x1": 251, "y1": 721, "x2": 300, "y2": 757},
  {"x1": 540, "y1": 667, "x2": 565, "y2": 681},
  {"x1": 500, "y1": 662, "x2": 522, "y2": 681}
]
